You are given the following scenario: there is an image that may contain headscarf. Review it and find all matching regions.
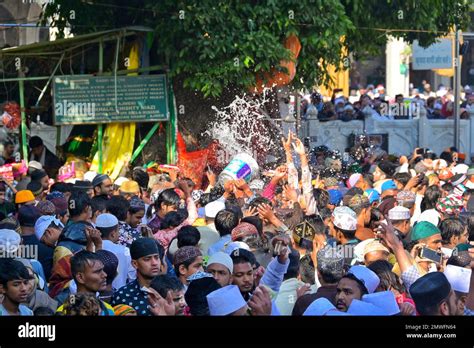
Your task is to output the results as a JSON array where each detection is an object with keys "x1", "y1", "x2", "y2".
[
  {"x1": 113, "y1": 304, "x2": 137, "y2": 316},
  {"x1": 48, "y1": 254, "x2": 73, "y2": 299}
]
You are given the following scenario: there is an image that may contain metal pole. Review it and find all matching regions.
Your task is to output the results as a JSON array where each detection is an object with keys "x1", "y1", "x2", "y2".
[
  {"x1": 454, "y1": 28, "x2": 461, "y2": 150},
  {"x1": 98, "y1": 39, "x2": 104, "y2": 174},
  {"x1": 167, "y1": 77, "x2": 177, "y2": 164},
  {"x1": 0, "y1": 65, "x2": 167, "y2": 83},
  {"x1": 18, "y1": 79, "x2": 28, "y2": 163},
  {"x1": 295, "y1": 93, "x2": 301, "y2": 137},
  {"x1": 130, "y1": 123, "x2": 160, "y2": 164}
]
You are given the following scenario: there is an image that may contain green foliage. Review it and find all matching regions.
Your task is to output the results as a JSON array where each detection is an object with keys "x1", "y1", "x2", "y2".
[{"x1": 40, "y1": 0, "x2": 471, "y2": 97}]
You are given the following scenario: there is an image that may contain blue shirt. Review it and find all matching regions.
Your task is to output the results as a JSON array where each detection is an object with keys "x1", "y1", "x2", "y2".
[
  {"x1": 0, "y1": 304, "x2": 33, "y2": 316},
  {"x1": 207, "y1": 235, "x2": 232, "y2": 256}
]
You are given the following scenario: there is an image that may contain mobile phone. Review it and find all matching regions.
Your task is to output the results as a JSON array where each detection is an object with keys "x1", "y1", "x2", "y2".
[
  {"x1": 416, "y1": 148, "x2": 425, "y2": 155},
  {"x1": 419, "y1": 247, "x2": 443, "y2": 264},
  {"x1": 417, "y1": 173, "x2": 425, "y2": 184}
]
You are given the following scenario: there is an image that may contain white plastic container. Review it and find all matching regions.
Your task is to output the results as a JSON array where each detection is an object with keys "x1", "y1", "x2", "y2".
[{"x1": 218, "y1": 153, "x2": 259, "y2": 184}]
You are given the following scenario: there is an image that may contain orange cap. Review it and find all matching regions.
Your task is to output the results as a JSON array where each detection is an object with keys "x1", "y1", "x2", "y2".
[
  {"x1": 15, "y1": 190, "x2": 35, "y2": 204},
  {"x1": 119, "y1": 180, "x2": 140, "y2": 194}
]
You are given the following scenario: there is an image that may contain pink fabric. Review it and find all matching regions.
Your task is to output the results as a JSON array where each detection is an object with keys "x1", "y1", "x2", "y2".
[
  {"x1": 262, "y1": 181, "x2": 277, "y2": 200},
  {"x1": 153, "y1": 197, "x2": 197, "y2": 250},
  {"x1": 348, "y1": 173, "x2": 361, "y2": 188}
]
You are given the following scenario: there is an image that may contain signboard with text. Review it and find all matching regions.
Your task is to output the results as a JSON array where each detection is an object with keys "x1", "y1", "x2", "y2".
[
  {"x1": 412, "y1": 39, "x2": 453, "y2": 70},
  {"x1": 53, "y1": 75, "x2": 169, "y2": 125}
]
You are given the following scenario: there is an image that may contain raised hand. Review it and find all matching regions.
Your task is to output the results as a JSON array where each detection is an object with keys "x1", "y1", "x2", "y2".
[
  {"x1": 292, "y1": 136, "x2": 306, "y2": 156},
  {"x1": 282, "y1": 130, "x2": 292, "y2": 153},
  {"x1": 248, "y1": 286, "x2": 272, "y2": 316},
  {"x1": 272, "y1": 165, "x2": 288, "y2": 182},
  {"x1": 244, "y1": 206, "x2": 258, "y2": 218},
  {"x1": 296, "y1": 283, "x2": 311, "y2": 299},
  {"x1": 148, "y1": 288, "x2": 176, "y2": 316}
]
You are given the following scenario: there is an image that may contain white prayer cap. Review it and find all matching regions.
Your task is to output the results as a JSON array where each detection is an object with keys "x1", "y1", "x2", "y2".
[
  {"x1": 453, "y1": 164, "x2": 469, "y2": 175},
  {"x1": 353, "y1": 239, "x2": 375, "y2": 264},
  {"x1": 224, "y1": 241, "x2": 250, "y2": 255},
  {"x1": 333, "y1": 213, "x2": 357, "y2": 231},
  {"x1": 207, "y1": 285, "x2": 247, "y2": 316},
  {"x1": 363, "y1": 239, "x2": 389, "y2": 257},
  {"x1": 96, "y1": 213, "x2": 119, "y2": 229},
  {"x1": 388, "y1": 206, "x2": 411, "y2": 221},
  {"x1": 207, "y1": 252, "x2": 234, "y2": 274},
  {"x1": 303, "y1": 298, "x2": 336, "y2": 316},
  {"x1": 348, "y1": 265, "x2": 380, "y2": 294},
  {"x1": 347, "y1": 173, "x2": 362, "y2": 188},
  {"x1": 362, "y1": 291, "x2": 400, "y2": 315},
  {"x1": 28, "y1": 160, "x2": 43, "y2": 171},
  {"x1": 333, "y1": 206, "x2": 357, "y2": 219},
  {"x1": 0, "y1": 229, "x2": 21, "y2": 253},
  {"x1": 418, "y1": 209, "x2": 440, "y2": 226},
  {"x1": 204, "y1": 200, "x2": 226, "y2": 219},
  {"x1": 347, "y1": 299, "x2": 387, "y2": 315},
  {"x1": 114, "y1": 176, "x2": 129, "y2": 187},
  {"x1": 444, "y1": 265, "x2": 471, "y2": 294},
  {"x1": 34, "y1": 215, "x2": 63, "y2": 241},
  {"x1": 84, "y1": 171, "x2": 98, "y2": 182}
]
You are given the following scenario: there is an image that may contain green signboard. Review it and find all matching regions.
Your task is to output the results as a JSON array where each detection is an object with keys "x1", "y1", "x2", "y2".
[{"x1": 53, "y1": 75, "x2": 169, "y2": 125}]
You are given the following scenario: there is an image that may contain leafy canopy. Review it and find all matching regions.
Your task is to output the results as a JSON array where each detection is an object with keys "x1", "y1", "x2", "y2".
[{"x1": 40, "y1": 0, "x2": 471, "y2": 97}]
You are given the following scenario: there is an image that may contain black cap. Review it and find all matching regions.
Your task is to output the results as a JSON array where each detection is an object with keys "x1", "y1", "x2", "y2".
[
  {"x1": 377, "y1": 160, "x2": 397, "y2": 177},
  {"x1": 26, "y1": 181, "x2": 43, "y2": 196},
  {"x1": 409, "y1": 272, "x2": 451, "y2": 313},
  {"x1": 18, "y1": 205, "x2": 42, "y2": 227},
  {"x1": 74, "y1": 180, "x2": 93, "y2": 190},
  {"x1": 29, "y1": 136, "x2": 43, "y2": 149},
  {"x1": 130, "y1": 237, "x2": 159, "y2": 260},
  {"x1": 30, "y1": 170, "x2": 47, "y2": 181}
]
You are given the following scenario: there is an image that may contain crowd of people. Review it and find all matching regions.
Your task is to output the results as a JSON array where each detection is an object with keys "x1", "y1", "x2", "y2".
[
  {"x1": 0, "y1": 129, "x2": 473, "y2": 317},
  {"x1": 303, "y1": 82, "x2": 474, "y2": 121}
]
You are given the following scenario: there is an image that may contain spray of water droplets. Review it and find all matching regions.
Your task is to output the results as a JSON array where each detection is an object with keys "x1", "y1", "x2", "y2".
[{"x1": 203, "y1": 89, "x2": 278, "y2": 165}]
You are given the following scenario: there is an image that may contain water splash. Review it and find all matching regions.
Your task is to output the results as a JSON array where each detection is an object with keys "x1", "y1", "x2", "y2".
[{"x1": 203, "y1": 89, "x2": 278, "y2": 166}]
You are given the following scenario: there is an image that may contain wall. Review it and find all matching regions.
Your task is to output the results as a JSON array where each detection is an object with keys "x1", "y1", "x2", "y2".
[{"x1": 304, "y1": 115, "x2": 473, "y2": 163}]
